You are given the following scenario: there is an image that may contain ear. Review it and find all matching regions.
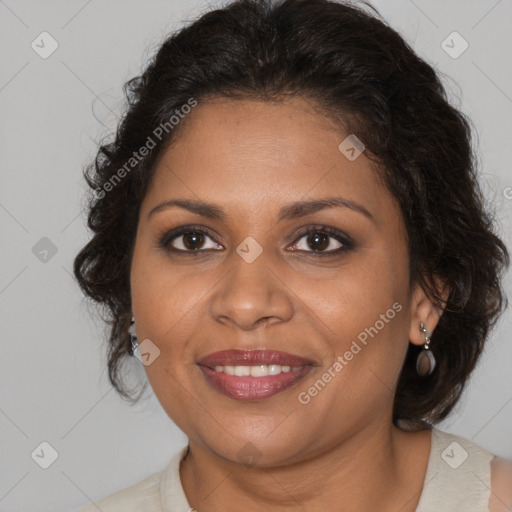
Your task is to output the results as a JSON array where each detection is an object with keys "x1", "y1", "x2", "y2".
[{"x1": 408, "y1": 275, "x2": 449, "y2": 346}]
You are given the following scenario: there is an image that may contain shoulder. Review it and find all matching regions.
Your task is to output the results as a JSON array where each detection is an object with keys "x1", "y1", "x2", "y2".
[
  {"x1": 416, "y1": 428, "x2": 504, "y2": 511},
  {"x1": 72, "y1": 469, "x2": 162, "y2": 512},
  {"x1": 489, "y1": 457, "x2": 512, "y2": 512},
  {"x1": 72, "y1": 445, "x2": 190, "y2": 512}
]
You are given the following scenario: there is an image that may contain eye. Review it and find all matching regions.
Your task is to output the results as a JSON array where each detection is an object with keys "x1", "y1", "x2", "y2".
[
  {"x1": 289, "y1": 226, "x2": 353, "y2": 255},
  {"x1": 159, "y1": 224, "x2": 353, "y2": 256},
  {"x1": 160, "y1": 227, "x2": 223, "y2": 253}
]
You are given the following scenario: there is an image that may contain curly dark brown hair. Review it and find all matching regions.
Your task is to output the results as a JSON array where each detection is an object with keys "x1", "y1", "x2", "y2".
[{"x1": 73, "y1": 0, "x2": 509, "y2": 425}]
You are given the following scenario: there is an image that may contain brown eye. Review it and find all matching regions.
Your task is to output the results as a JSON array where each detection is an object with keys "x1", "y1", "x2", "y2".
[
  {"x1": 163, "y1": 228, "x2": 223, "y2": 252},
  {"x1": 182, "y1": 231, "x2": 205, "y2": 250},
  {"x1": 306, "y1": 232, "x2": 330, "y2": 251},
  {"x1": 288, "y1": 226, "x2": 353, "y2": 255},
  {"x1": 294, "y1": 230, "x2": 344, "y2": 253}
]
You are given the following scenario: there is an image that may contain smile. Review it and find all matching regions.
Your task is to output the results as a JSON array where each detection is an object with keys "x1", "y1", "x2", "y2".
[
  {"x1": 197, "y1": 349, "x2": 315, "y2": 400},
  {"x1": 212, "y1": 364, "x2": 303, "y2": 376}
]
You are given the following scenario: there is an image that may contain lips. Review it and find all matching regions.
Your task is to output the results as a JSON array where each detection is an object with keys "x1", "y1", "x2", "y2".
[
  {"x1": 197, "y1": 349, "x2": 315, "y2": 400},
  {"x1": 197, "y1": 349, "x2": 314, "y2": 369}
]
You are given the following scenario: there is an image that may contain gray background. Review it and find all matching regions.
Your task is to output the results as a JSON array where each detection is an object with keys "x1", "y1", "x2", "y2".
[{"x1": 0, "y1": 0, "x2": 511, "y2": 510}]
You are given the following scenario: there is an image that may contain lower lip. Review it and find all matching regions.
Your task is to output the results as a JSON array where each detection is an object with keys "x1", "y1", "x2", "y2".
[{"x1": 198, "y1": 365, "x2": 313, "y2": 400}]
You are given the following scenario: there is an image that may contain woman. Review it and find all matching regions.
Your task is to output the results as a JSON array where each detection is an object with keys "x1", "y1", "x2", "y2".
[{"x1": 73, "y1": 0, "x2": 512, "y2": 510}]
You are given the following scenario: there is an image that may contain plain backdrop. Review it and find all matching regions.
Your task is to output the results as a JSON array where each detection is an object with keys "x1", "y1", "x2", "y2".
[{"x1": 1, "y1": 0, "x2": 511, "y2": 510}]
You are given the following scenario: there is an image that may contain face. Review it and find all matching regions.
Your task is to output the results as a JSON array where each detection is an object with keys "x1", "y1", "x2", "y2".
[{"x1": 130, "y1": 96, "x2": 435, "y2": 466}]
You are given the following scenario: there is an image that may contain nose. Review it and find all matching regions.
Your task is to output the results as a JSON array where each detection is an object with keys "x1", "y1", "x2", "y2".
[{"x1": 209, "y1": 251, "x2": 294, "y2": 331}]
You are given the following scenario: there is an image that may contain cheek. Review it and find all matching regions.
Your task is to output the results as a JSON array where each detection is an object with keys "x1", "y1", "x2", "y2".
[
  {"x1": 296, "y1": 251, "x2": 409, "y2": 387},
  {"x1": 296, "y1": 252, "x2": 403, "y2": 332},
  {"x1": 130, "y1": 236, "x2": 209, "y2": 338}
]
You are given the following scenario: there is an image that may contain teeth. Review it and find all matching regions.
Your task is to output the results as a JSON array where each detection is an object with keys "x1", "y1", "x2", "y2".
[
  {"x1": 212, "y1": 364, "x2": 302, "y2": 376},
  {"x1": 234, "y1": 366, "x2": 251, "y2": 377},
  {"x1": 268, "y1": 364, "x2": 281, "y2": 375},
  {"x1": 250, "y1": 364, "x2": 268, "y2": 377}
]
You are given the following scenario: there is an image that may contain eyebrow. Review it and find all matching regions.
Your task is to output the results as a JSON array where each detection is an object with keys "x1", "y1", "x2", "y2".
[{"x1": 147, "y1": 197, "x2": 375, "y2": 223}]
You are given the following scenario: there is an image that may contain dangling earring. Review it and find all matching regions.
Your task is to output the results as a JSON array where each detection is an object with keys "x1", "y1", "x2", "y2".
[
  {"x1": 416, "y1": 322, "x2": 436, "y2": 377},
  {"x1": 128, "y1": 316, "x2": 139, "y2": 356}
]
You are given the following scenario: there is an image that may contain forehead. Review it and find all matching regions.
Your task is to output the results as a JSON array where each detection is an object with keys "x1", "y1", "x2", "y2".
[{"x1": 142, "y1": 97, "x2": 391, "y2": 220}]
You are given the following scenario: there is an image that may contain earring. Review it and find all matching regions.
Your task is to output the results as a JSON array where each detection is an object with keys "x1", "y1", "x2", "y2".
[
  {"x1": 128, "y1": 316, "x2": 139, "y2": 356},
  {"x1": 416, "y1": 322, "x2": 436, "y2": 377}
]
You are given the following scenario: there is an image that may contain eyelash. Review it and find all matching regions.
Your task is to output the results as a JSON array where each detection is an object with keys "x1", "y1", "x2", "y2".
[{"x1": 158, "y1": 224, "x2": 354, "y2": 257}]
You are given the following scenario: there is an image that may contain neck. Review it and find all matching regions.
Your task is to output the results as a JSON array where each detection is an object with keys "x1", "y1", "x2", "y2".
[{"x1": 180, "y1": 420, "x2": 431, "y2": 512}]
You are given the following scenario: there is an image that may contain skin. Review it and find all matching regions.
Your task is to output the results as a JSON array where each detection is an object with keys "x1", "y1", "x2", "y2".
[
  {"x1": 490, "y1": 458, "x2": 512, "y2": 511},
  {"x1": 129, "y1": 96, "x2": 449, "y2": 511}
]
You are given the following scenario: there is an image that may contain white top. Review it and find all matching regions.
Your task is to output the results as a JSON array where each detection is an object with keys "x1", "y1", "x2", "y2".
[{"x1": 73, "y1": 428, "x2": 495, "y2": 512}]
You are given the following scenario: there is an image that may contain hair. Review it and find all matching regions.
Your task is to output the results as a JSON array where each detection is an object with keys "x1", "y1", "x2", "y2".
[{"x1": 74, "y1": 0, "x2": 509, "y2": 425}]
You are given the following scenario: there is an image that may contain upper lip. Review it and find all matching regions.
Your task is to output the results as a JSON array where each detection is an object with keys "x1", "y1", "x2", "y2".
[{"x1": 198, "y1": 349, "x2": 315, "y2": 369}]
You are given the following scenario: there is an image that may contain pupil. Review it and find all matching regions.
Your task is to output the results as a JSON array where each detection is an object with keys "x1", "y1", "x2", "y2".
[
  {"x1": 307, "y1": 232, "x2": 329, "y2": 251},
  {"x1": 184, "y1": 231, "x2": 204, "y2": 250}
]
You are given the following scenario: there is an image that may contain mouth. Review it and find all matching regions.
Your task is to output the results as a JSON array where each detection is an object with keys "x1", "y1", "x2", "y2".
[{"x1": 197, "y1": 349, "x2": 315, "y2": 400}]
